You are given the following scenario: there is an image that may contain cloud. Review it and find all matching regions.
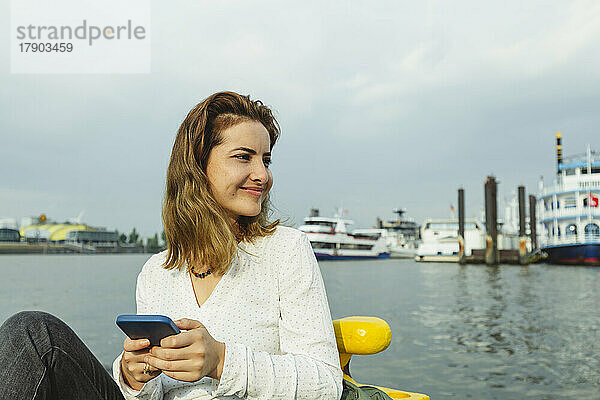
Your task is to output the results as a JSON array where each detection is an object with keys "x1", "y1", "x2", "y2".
[{"x1": 2, "y1": 0, "x2": 600, "y2": 235}]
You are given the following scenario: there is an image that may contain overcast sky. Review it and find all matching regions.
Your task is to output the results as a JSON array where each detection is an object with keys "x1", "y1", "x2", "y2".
[{"x1": 2, "y1": 0, "x2": 600, "y2": 238}]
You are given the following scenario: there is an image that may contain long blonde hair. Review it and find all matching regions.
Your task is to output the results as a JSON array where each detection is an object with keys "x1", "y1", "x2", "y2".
[{"x1": 162, "y1": 91, "x2": 280, "y2": 274}]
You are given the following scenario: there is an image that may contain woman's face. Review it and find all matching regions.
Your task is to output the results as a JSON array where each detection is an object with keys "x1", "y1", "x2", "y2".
[{"x1": 205, "y1": 120, "x2": 272, "y2": 221}]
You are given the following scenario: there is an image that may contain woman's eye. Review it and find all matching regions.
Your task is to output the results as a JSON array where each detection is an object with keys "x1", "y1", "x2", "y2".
[{"x1": 234, "y1": 154, "x2": 251, "y2": 161}]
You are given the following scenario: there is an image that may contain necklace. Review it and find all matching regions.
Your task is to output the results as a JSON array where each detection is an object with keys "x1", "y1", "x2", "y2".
[{"x1": 192, "y1": 268, "x2": 212, "y2": 279}]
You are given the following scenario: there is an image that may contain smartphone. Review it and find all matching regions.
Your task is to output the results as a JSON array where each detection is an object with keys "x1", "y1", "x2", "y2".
[{"x1": 116, "y1": 314, "x2": 181, "y2": 347}]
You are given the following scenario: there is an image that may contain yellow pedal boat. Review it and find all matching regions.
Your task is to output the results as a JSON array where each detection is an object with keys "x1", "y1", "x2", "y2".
[{"x1": 333, "y1": 316, "x2": 429, "y2": 400}]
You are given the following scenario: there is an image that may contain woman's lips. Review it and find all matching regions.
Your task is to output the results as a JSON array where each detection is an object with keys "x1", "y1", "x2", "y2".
[{"x1": 240, "y1": 187, "x2": 263, "y2": 198}]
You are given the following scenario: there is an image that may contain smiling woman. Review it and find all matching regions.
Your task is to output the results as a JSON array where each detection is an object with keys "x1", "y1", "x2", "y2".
[
  {"x1": 161, "y1": 92, "x2": 281, "y2": 278},
  {"x1": 115, "y1": 92, "x2": 343, "y2": 399},
  {"x1": 0, "y1": 92, "x2": 343, "y2": 400}
]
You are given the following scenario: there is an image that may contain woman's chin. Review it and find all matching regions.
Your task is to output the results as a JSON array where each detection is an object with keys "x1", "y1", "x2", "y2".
[{"x1": 236, "y1": 205, "x2": 262, "y2": 218}]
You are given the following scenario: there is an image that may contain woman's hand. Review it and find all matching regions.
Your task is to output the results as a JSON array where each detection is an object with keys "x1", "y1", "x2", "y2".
[
  {"x1": 120, "y1": 337, "x2": 161, "y2": 391},
  {"x1": 145, "y1": 318, "x2": 226, "y2": 382}
]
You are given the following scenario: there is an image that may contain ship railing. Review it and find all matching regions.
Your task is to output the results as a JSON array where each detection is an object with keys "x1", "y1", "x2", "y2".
[
  {"x1": 584, "y1": 233, "x2": 600, "y2": 242},
  {"x1": 539, "y1": 208, "x2": 584, "y2": 220},
  {"x1": 542, "y1": 233, "x2": 600, "y2": 247},
  {"x1": 540, "y1": 179, "x2": 600, "y2": 197},
  {"x1": 539, "y1": 208, "x2": 600, "y2": 222}
]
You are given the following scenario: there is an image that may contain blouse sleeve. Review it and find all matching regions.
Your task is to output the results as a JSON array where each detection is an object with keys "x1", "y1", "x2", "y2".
[
  {"x1": 112, "y1": 256, "x2": 165, "y2": 400},
  {"x1": 212, "y1": 231, "x2": 343, "y2": 399}
]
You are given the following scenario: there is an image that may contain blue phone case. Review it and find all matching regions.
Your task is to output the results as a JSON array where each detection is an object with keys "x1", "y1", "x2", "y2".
[{"x1": 116, "y1": 314, "x2": 181, "y2": 347}]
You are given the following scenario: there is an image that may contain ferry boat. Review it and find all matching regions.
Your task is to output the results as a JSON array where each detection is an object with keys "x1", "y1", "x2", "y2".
[
  {"x1": 298, "y1": 209, "x2": 390, "y2": 260},
  {"x1": 352, "y1": 209, "x2": 419, "y2": 258},
  {"x1": 415, "y1": 218, "x2": 485, "y2": 262},
  {"x1": 538, "y1": 133, "x2": 600, "y2": 265}
]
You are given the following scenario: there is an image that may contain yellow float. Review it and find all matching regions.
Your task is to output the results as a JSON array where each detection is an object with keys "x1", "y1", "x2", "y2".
[{"x1": 333, "y1": 316, "x2": 429, "y2": 399}]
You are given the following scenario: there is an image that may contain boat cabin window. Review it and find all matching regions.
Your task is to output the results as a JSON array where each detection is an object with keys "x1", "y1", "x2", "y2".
[
  {"x1": 311, "y1": 242, "x2": 335, "y2": 249},
  {"x1": 565, "y1": 168, "x2": 576, "y2": 176},
  {"x1": 353, "y1": 233, "x2": 381, "y2": 239},
  {"x1": 581, "y1": 167, "x2": 600, "y2": 175},
  {"x1": 563, "y1": 197, "x2": 576, "y2": 208},
  {"x1": 425, "y1": 222, "x2": 477, "y2": 230},
  {"x1": 584, "y1": 223, "x2": 600, "y2": 236},
  {"x1": 304, "y1": 221, "x2": 335, "y2": 227},
  {"x1": 566, "y1": 224, "x2": 577, "y2": 236},
  {"x1": 552, "y1": 226, "x2": 561, "y2": 237},
  {"x1": 339, "y1": 243, "x2": 373, "y2": 250}
]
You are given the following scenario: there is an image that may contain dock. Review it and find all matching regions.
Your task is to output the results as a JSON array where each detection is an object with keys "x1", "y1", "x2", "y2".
[{"x1": 458, "y1": 177, "x2": 538, "y2": 265}]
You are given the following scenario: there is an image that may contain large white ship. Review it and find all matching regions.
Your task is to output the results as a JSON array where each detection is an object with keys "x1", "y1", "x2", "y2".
[
  {"x1": 298, "y1": 209, "x2": 390, "y2": 260},
  {"x1": 538, "y1": 133, "x2": 600, "y2": 265}
]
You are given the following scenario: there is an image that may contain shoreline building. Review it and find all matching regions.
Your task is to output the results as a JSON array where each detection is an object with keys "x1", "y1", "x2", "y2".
[
  {"x1": 20, "y1": 222, "x2": 119, "y2": 250},
  {"x1": 0, "y1": 228, "x2": 21, "y2": 242}
]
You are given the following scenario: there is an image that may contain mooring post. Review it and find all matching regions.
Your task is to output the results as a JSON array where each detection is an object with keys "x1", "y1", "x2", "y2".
[
  {"x1": 458, "y1": 188, "x2": 466, "y2": 265},
  {"x1": 484, "y1": 176, "x2": 498, "y2": 265},
  {"x1": 529, "y1": 194, "x2": 537, "y2": 251},
  {"x1": 518, "y1": 185, "x2": 528, "y2": 265}
]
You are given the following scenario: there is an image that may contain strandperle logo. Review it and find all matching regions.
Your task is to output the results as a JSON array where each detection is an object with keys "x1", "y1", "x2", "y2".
[{"x1": 15, "y1": 20, "x2": 147, "y2": 46}]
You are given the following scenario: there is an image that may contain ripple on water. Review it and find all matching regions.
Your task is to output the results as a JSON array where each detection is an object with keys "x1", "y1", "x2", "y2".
[{"x1": 1, "y1": 256, "x2": 599, "y2": 399}]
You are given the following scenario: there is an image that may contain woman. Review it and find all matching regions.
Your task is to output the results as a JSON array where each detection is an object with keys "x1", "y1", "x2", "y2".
[{"x1": 0, "y1": 91, "x2": 343, "y2": 400}]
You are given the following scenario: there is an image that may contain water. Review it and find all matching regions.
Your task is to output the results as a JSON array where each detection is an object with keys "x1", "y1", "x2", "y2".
[{"x1": 1, "y1": 255, "x2": 598, "y2": 399}]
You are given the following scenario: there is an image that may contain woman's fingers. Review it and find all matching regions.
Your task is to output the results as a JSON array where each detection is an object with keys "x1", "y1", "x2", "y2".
[
  {"x1": 121, "y1": 337, "x2": 162, "y2": 387},
  {"x1": 123, "y1": 337, "x2": 150, "y2": 352},
  {"x1": 121, "y1": 353, "x2": 161, "y2": 389},
  {"x1": 138, "y1": 359, "x2": 161, "y2": 377},
  {"x1": 160, "y1": 330, "x2": 200, "y2": 348},
  {"x1": 151, "y1": 344, "x2": 198, "y2": 361},
  {"x1": 145, "y1": 355, "x2": 200, "y2": 373},
  {"x1": 162, "y1": 370, "x2": 206, "y2": 382},
  {"x1": 174, "y1": 318, "x2": 203, "y2": 331}
]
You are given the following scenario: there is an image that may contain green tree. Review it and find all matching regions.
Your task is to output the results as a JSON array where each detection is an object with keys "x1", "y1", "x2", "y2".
[
  {"x1": 128, "y1": 228, "x2": 139, "y2": 244},
  {"x1": 119, "y1": 233, "x2": 127, "y2": 243},
  {"x1": 146, "y1": 233, "x2": 160, "y2": 251}
]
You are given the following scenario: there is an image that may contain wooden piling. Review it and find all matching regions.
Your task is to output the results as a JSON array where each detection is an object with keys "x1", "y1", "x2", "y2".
[
  {"x1": 529, "y1": 195, "x2": 537, "y2": 251},
  {"x1": 458, "y1": 188, "x2": 466, "y2": 265},
  {"x1": 518, "y1": 186, "x2": 528, "y2": 265},
  {"x1": 484, "y1": 176, "x2": 498, "y2": 265}
]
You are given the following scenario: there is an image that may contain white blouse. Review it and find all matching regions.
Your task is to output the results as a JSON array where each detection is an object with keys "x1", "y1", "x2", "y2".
[{"x1": 112, "y1": 226, "x2": 343, "y2": 400}]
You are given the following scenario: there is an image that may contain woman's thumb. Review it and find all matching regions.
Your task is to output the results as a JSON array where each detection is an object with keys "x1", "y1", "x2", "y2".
[
  {"x1": 175, "y1": 318, "x2": 203, "y2": 330},
  {"x1": 124, "y1": 337, "x2": 150, "y2": 351}
]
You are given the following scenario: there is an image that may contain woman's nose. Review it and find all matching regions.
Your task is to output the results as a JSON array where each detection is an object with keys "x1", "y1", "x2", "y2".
[{"x1": 250, "y1": 160, "x2": 268, "y2": 183}]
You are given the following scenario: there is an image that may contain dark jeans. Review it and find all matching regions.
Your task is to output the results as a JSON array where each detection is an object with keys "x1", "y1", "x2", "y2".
[{"x1": 0, "y1": 311, "x2": 125, "y2": 400}]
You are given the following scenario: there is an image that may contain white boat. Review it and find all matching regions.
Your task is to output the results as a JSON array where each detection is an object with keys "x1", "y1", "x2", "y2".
[
  {"x1": 352, "y1": 209, "x2": 419, "y2": 259},
  {"x1": 379, "y1": 209, "x2": 419, "y2": 258},
  {"x1": 538, "y1": 133, "x2": 600, "y2": 265},
  {"x1": 415, "y1": 219, "x2": 485, "y2": 262},
  {"x1": 298, "y1": 209, "x2": 390, "y2": 260},
  {"x1": 351, "y1": 228, "x2": 417, "y2": 259}
]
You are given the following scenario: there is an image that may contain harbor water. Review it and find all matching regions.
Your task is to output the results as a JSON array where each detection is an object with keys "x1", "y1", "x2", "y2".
[{"x1": 0, "y1": 255, "x2": 598, "y2": 399}]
